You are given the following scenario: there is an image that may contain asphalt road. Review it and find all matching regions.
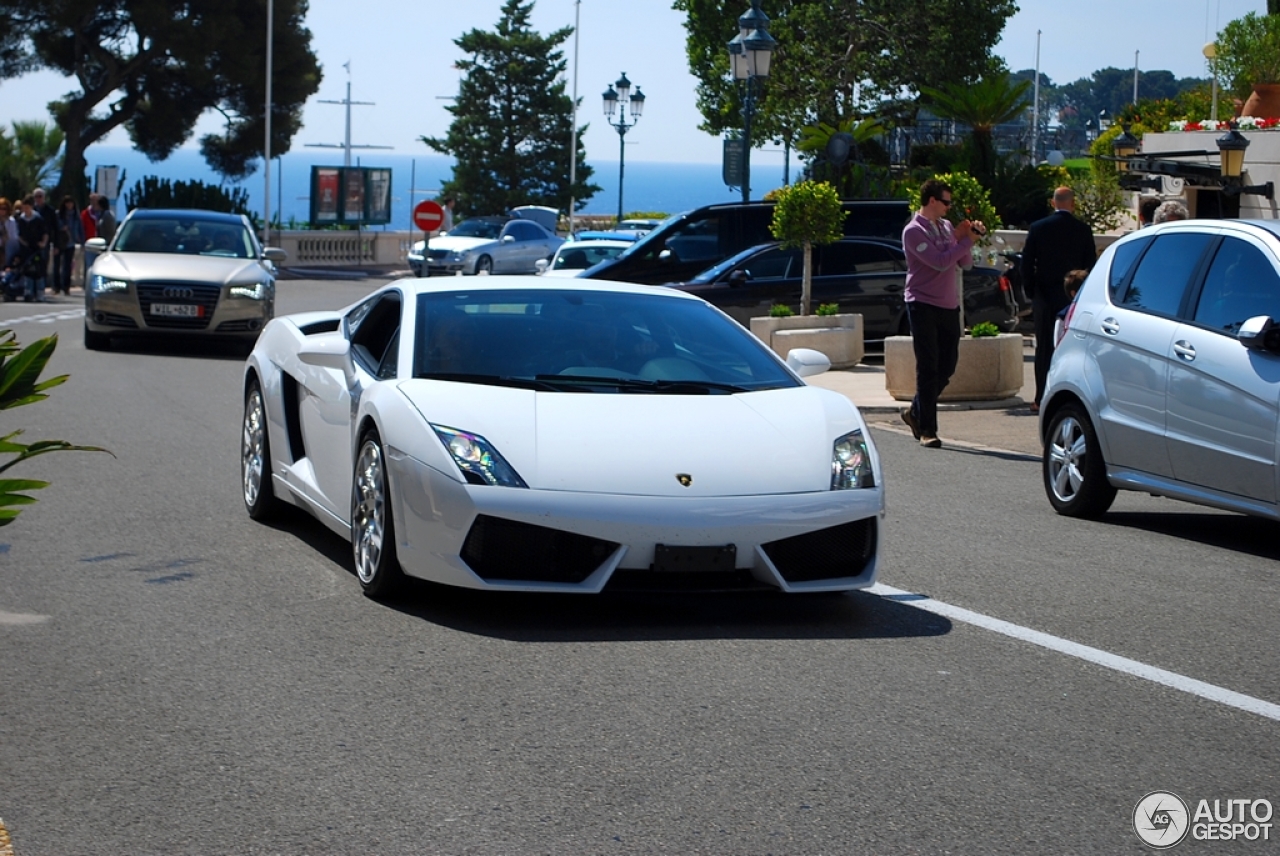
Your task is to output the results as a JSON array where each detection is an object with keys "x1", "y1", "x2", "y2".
[{"x1": 1, "y1": 280, "x2": 1277, "y2": 855}]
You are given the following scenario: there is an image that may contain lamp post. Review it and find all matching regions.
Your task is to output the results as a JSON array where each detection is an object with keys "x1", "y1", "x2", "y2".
[
  {"x1": 602, "y1": 73, "x2": 645, "y2": 222},
  {"x1": 1203, "y1": 41, "x2": 1219, "y2": 123},
  {"x1": 727, "y1": 0, "x2": 776, "y2": 204}
]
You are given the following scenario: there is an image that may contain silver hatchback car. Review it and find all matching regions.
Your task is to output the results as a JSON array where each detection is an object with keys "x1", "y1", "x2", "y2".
[
  {"x1": 1042, "y1": 219, "x2": 1280, "y2": 520},
  {"x1": 84, "y1": 209, "x2": 286, "y2": 351}
]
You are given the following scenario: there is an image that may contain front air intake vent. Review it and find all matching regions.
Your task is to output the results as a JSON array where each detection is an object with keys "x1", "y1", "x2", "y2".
[
  {"x1": 761, "y1": 518, "x2": 876, "y2": 583},
  {"x1": 461, "y1": 515, "x2": 618, "y2": 584}
]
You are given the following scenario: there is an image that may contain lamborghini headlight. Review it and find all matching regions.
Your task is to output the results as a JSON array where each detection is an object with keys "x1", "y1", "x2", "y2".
[
  {"x1": 229, "y1": 281, "x2": 270, "y2": 300},
  {"x1": 831, "y1": 430, "x2": 875, "y2": 490},
  {"x1": 91, "y1": 274, "x2": 129, "y2": 294},
  {"x1": 432, "y1": 424, "x2": 528, "y2": 487}
]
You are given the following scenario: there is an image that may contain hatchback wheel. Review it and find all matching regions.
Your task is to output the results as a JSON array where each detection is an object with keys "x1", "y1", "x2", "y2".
[
  {"x1": 351, "y1": 430, "x2": 405, "y2": 598},
  {"x1": 1043, "y1": 402, "x2": 1117, "y2": 518}
]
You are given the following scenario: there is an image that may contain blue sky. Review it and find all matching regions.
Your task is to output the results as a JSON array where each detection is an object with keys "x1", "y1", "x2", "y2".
[{"x1": 0, "y1": 0, "x2": 1265, "y2": 167}]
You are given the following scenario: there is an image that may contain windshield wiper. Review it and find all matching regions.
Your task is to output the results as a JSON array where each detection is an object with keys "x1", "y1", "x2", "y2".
[
  {"x1": 533, "y1": 374, "x2": 747, "y2": 394},
  {"x1": 421, "y1": 373, "x2": 564, "y2": 391}
]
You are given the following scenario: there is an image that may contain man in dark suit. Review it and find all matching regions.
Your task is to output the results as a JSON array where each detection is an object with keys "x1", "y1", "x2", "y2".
[{"x1": 1021, "y1": 187, "x2": 1097, "y2": 411}]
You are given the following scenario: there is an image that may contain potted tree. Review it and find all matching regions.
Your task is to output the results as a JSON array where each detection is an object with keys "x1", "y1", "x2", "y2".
[
  {"x1": 1216, "y1": 12, "x2": 1280, "y2": 117},
  {"x1": 747, "y1": 180, "x2": 866, "y2": 368}
]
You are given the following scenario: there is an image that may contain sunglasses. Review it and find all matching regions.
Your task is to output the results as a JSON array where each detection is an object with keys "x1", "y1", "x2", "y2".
[{"x1": 938, "y1": 198, "x2": 953, "y2": 207}]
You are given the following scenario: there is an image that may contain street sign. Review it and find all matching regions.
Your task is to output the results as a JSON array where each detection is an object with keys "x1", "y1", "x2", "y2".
[
  {"x1": 413, "y1": 200, "x2": 445, "y2": 232},
  {"x1": 722, "y1": 137, "x2": 744, "y2": 188}
]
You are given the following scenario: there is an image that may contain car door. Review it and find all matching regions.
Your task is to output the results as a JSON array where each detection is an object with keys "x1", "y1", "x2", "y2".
[
  {"x1": 694, "y1": 246, "x2": 803, "y2": 324},
  {"x1": 1167, "y1": 234, "x2": 1280, "y2": 504},
  {"x1": 1090, "y1": 231, "x2": 1215, "y2": 480},
  {"x1": 500, "y1": 221, "x2": 543, "y2": 272},
  {"x1": 297, "y1": 291, "x2": 402, "y2": 518},
  {"x1": 813, "y1": 240, "x2": 906, "y2": 339}
]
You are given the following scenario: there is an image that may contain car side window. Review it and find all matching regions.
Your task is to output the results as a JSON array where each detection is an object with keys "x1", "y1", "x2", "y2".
[
  {"x1": 507, "y1": 222, "x2": 538, "y2": 241},
  {"x1": 1107, "y1": 236, "x2": 1153, "y2": 300},
  {"x1": 1192, "y1": 238, "x2": 1280, "y2": 336},
  {"x1": 1118, "y1": 233, "x2": 1214, "y2": 317},
  {"x1": 820, "y1": 242, "x2": 898, "y2": 275},
  {"x1": 740, "y1": 248, "x2": 798, "y2": 280},
  {"x1": 349, "y1": 294, "x2": 402, "y2": 374}
]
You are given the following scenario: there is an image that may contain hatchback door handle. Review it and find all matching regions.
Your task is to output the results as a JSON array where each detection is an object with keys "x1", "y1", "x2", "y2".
[
  {"x1": 1173, "y1": 340, "x2": 1196, "y2": 361},
  {"x1": 1100, "y1": 317, "x2": 1120, "y2": 335}
]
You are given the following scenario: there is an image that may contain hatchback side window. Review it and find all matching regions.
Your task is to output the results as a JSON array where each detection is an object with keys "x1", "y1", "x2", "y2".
[
  {"x1": 1193, "y1": 238, "x2": 1280, "y2": 336},
  {"x1": 1107, "y1": 236, "x2": 1152, "y2": 300},
  {"x1": 1118, "y1": 233, "x2": 1214, "y2": 317}
]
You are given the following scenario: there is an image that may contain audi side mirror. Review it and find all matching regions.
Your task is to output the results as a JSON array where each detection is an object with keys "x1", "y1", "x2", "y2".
[{"x1": 728, "y1": 269, "x2": 749, "y2": 287}]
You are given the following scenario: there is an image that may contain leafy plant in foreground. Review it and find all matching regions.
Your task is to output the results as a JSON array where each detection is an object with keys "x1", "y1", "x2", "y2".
[{"x1": 0, "y1": 330, "x2": 110, "y2": 526}]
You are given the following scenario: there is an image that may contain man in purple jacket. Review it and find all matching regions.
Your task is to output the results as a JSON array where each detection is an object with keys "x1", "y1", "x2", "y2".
[{"x1": 900, "y1": 179, "x2": 984, "y2": 448}]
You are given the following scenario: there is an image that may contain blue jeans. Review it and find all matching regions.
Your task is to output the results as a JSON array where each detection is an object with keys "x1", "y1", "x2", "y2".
[
  {"x1": 906, "y1": 301, "x2": 960, "y2": 436},
  {"x1": 24, "y1": 275, "x2": 46, "y2": 302}
]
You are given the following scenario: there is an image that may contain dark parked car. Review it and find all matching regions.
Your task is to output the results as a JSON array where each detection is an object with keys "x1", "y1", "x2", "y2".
[
  {"x1": 667, "y1": 237, "x2": 1019, "y2": 343},
  {"x1": 581, "y1": 200, "x2": 912, "y2": 285}
]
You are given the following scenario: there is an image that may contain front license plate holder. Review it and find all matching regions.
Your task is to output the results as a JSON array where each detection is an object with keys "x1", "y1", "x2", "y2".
[
  {"x1": 653, "y1": 544, "x2": 736, "y2": 573},
  {"x1": 151, "y1": 303, "x2": 202, "y2": 317}
]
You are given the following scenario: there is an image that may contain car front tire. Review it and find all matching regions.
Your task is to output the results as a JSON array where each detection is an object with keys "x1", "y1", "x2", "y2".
[
  {"x1": 351, "y1": 429, "x2": 405, "y2": 598},
  {"x1": 474, "y1": 255, "x2": 493, "y2": 275},
  {"x1": 242, "y1": 380, "x2": 282, "y2": 521},
  {"x1": 1043, "y1": 402, "x2": 1117, "y2": 519}
]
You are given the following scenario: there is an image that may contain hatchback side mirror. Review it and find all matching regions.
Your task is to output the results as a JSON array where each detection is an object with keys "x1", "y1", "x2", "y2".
[{"x1": 1238, "y1": 315, "x2": 1280, "y2": 353}]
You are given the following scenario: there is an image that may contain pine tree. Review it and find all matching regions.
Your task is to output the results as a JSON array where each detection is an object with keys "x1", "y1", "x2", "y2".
[{"x1": 422, "y1": 0, "x2": 599, "y2": 216}]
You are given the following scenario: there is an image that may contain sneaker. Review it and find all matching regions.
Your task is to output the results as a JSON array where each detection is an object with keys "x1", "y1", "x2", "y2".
[
  {"x1": 920, "y1": 435, "x2": 942, "y2": 448},
  {"x1": 900, "y1": 407, "x2": 921, "y2": 440}
]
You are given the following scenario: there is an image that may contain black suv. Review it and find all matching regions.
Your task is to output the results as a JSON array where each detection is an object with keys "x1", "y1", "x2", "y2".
[{"x1": 580, "y1": 199, "x2": 912, "y2": 285}]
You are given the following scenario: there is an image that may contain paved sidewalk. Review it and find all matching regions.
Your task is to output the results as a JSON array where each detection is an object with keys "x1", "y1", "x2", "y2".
[{"x1": 806, "y1": 344, "x2": 1043, "y2": 457}]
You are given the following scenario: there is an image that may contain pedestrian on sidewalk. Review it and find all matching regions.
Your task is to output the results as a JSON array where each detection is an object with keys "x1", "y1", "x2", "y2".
[
  {"x1": 54, "y1": 195, "x2": 85, "y2": 295},
  {"x1": 1021, "y1": 186, "x2": 1096, "y2": 413},
  {"x1": 900, "y1": 178, "x2": 984, "y2": 449}
]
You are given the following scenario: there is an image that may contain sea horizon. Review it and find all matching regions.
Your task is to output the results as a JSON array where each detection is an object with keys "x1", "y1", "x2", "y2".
[{"x1": 79, "y1": 145, "x2": 795, "y2": 230}]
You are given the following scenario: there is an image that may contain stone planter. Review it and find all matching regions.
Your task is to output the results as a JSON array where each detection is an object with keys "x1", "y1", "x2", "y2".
[
  {"x1": 884, "y1": 333, "x2": 1023, "y2": 401},
  {"x1": 749, "y1": 314, "x2": 864, "y2": 369}
]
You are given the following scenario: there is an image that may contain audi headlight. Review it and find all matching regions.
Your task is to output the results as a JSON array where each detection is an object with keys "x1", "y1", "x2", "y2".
[
  {"x1": 230, "y1": 281, "x2": 270, "y2": 300},
  {"x1": 431, "y1": 424, "x2": 527, "y2": 487},
  {"x1": 91, "y1": 274, "x2": 128, "y2": 294},
  {"x1": 831, "y1": 430, "x2": 875, "y2": 490}
]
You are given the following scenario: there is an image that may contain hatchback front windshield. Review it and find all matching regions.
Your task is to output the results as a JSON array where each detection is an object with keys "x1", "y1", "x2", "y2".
[{"x1": 414, "y1": 289, "x2": 800, "y2": 393}]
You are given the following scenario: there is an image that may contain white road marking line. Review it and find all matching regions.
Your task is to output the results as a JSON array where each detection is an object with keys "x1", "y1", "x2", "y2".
[
  {"x1": 1, "y1": 310, "x2": 83, "y2": 326},
  {"x1": 871, "y1": 582, "x2": 1280, "y2": 722}
]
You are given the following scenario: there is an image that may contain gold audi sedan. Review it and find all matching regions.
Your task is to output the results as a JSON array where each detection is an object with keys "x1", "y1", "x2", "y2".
[{"x1": 83, "y1": 208, "x2": 286, "y2": 351}]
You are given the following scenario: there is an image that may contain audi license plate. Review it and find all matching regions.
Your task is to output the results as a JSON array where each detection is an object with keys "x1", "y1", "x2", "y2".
[{"x1": 150, "y1": 303, "x2": 201, "y2": 317}]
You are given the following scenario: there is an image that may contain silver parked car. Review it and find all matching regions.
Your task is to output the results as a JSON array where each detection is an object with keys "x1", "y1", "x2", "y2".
[
  {"x1": 408, "y1": 207, "x2": 564, "y2": 276},
  {"x1": 83, "y1": 209, "x2": 285, "y2": 351},
  {"x1": 1042, "y1": 219, "x2": 1280, "y2": 520}
]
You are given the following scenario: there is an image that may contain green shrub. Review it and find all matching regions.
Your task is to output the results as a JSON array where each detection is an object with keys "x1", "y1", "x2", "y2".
[
  {"x1": 769, "y1": 303, "x2": 795, "y2": 317},
  {"x1": 124, "y1": 176, "x2": 255, "y2": 219},
  {"x1": 969, "y1": 321, "x2": 1001, "y2": 338},
  {"x1": 816, "y1": 303, "x2": 840, "y2": 316}
]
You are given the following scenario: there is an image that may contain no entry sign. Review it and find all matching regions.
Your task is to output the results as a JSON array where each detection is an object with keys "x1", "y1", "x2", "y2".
[{"x1": 413, "y1": 200, "x2": 445, "y2": 232}]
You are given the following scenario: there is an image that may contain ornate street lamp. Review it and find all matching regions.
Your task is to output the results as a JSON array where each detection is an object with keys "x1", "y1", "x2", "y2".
[
  {"x1": 603, "y1": 73, "x2": 645, "y2": 222},
  {"x1": 1111, "y1": 124, "x2": 1140, "y2": 173},
  {"x1": 727, "y1": 0, "x2": 776, "y2": 203}
]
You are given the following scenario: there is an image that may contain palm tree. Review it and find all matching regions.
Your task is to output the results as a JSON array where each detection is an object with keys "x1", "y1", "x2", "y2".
[
  {"x1": 919, "y1": 72, "x2": 1031, "y2": 180},
  {"x1": 0, "y1": 121, "x2": 65, "y2": 201}
]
